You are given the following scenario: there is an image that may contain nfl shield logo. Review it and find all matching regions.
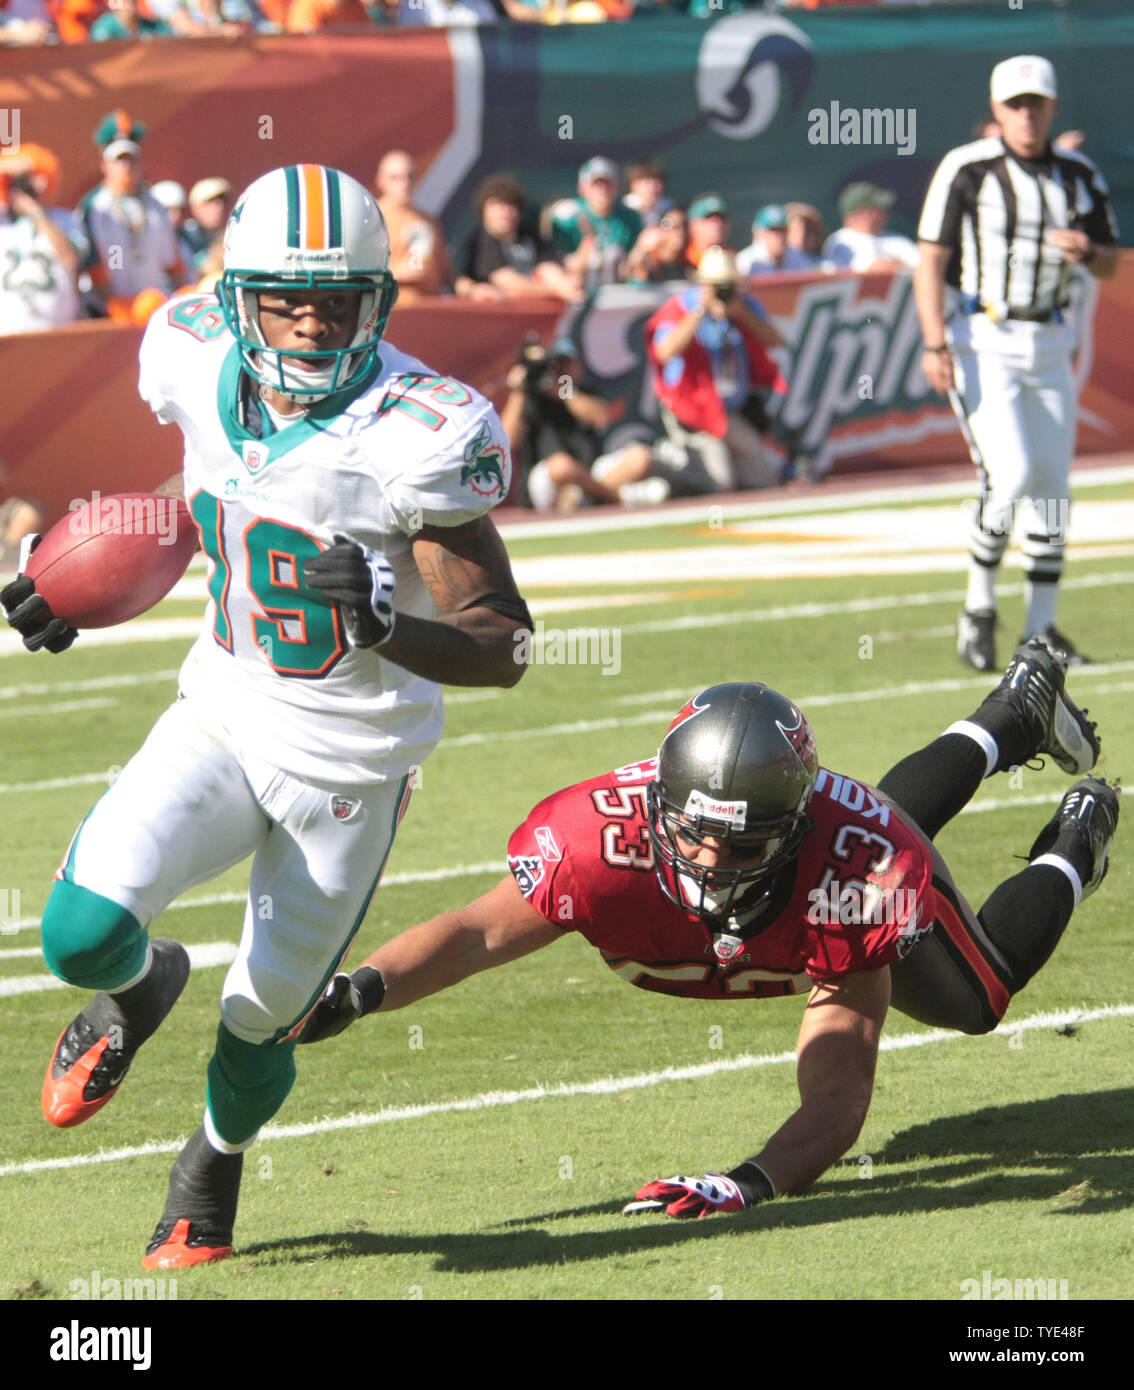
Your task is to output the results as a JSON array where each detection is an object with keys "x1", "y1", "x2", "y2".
[
  {"x1": 242, "y1": 441, "x2": 266, "y2": 475},
  {"x1": 330, "y1": 795, "x2": 361, "y2": 822}
]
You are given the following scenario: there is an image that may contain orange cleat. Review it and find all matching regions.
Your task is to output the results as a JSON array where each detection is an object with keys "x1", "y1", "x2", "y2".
[
  {"x1": 40, "y1": 939, "x2": 190, "y2": 1129},
  {"x1": 142, "y1": 1219, "x2": 233, "y2": 1270},
  {"x1": 41, "y1": 1022, "x2": 130, "y2": 1128},
  {"x1": 143, "y1": 1126, "x2": 244, "y2": 1271}
]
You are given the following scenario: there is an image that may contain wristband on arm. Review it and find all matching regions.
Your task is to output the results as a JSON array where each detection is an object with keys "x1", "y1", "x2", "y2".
[{"x1": 724, "y1": 1160, "x2": 777, "y2": 1205}]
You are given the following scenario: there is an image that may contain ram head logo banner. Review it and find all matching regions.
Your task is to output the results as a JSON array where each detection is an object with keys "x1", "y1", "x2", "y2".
[{"x1": 697, "y1": 14, "x2": 814, "y2": 141}]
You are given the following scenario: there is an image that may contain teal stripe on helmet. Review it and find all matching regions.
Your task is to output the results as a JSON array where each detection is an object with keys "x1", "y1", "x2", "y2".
[
  {"x1": 284, "y1": 166, "x2": 300, "y2": 249},
  {"x1": 326, "y1": 168, "x2": 343, "y2": 248}
]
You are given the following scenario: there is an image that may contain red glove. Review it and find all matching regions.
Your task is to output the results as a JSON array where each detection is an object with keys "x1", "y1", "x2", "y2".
[{"x1": 623, "y1": 1173, "x2": 746, "y2": 1219}]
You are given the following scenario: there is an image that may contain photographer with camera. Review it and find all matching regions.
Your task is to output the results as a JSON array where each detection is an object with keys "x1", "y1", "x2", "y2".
[
  {"x1": 502, "y1": 336, "x2": 660, "y2": 512},
  {"x1": 645, "y1": 246, "x2": 786, "y2": 493},
  {"x1": 0, "y1": 144, "x2": 81, "y2": 335}
]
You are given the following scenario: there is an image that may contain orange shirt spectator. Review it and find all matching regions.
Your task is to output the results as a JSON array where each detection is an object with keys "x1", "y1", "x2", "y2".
[
  {"x1": 285, "y1": 0, "x2": 369, "y2": 29},
  {"x1": 47, "y1": 0, "x2": 100, "y2": 40}
]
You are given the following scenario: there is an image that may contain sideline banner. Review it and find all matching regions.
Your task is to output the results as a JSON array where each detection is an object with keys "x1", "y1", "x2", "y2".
[
  {"x1": 0, "y1": 298, "x2": 561, "y2": 524},
  {"x1": 1, "y1": 258, "x2": 1129, "y2": 526},
  {"x1": 566, "y1": 260, "x2": 1134, "y2": 472}
]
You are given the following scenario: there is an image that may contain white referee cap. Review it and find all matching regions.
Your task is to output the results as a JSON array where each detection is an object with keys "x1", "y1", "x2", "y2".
[{"x1": 991, "y1": 55, "x2": 1057, "y2": 103}]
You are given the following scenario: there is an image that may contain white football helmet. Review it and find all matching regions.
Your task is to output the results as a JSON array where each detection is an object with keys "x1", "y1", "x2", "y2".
[{"x1": 218, "y1": 165, "x2": 398, "y2": 403}]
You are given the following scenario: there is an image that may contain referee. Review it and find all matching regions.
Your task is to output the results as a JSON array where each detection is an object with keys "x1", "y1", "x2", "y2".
[{"x1": 915, "y1": 55, "x2": 1119, "y2": 671}]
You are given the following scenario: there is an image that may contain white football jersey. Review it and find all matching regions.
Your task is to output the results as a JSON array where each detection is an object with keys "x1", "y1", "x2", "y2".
[
  {"x1": 0, "y1": 212, "x2": 80, "y2": 333},
  {"x1": 139, "y1": 292, "x2": 513, "y2": 786}
]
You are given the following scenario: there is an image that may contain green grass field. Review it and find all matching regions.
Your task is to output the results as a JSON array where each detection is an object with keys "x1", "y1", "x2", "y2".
[{"x1": 2, "y1": 474, "x2": 1132, "y2": 1303}]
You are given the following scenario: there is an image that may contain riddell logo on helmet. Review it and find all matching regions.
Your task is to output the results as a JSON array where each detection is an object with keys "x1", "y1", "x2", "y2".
[{"x1": 685, "y1": 789, "x2": 747, "y2": 828}]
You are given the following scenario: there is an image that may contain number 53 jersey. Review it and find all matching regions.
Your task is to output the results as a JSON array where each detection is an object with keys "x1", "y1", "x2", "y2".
[
  {"x1": 138, "y1": 293, "x2": 512, "y2": 788},
  {"x1": 506, "y1": 759, "x2": 938, "y2": 998}
]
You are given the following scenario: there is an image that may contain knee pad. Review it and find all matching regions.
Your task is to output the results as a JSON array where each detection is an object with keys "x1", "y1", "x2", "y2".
[
  {"x1": 206, "y1": 1023, "x2": 297, "y2": 1148},
  {"x1": 40, "y1": 880, "x2": 147, "y2": 991}
]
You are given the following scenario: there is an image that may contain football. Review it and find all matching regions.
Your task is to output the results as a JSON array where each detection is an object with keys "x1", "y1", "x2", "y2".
[{"x1": 24, "y1": 492, "x2": 198, "y2": 629}]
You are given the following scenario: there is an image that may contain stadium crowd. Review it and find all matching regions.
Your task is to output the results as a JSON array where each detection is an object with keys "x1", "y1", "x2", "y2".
[
  {"x1": 0, "y1": 37, "x2": 1106, "y2": 519},
  {"x1": 1, "y1": 100, "x2": 930, "y2": 509},
  {"x1": 0, "y1": 0, "x2": 937, "y2": 45}
]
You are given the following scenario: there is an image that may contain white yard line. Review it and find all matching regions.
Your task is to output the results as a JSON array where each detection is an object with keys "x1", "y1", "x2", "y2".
[
  {"x1": 0, "y1": 1002, "x2": 1129, "y2": 1179},
  {"x1": 0, "y1": 942, "x2": 236, "y2": 996}
]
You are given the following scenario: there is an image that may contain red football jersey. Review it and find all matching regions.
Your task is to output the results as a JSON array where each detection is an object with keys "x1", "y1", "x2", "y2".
[{"x1": 506, "y1": 758, "x2": 936, "y2": 1000}]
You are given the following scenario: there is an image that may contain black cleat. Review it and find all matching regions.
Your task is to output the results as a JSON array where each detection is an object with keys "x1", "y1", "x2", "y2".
[
  {"x1": 980, "y1": 638, "x2": 1100, "y2": 776},
  {"x1": 1029, "y1": 777, "x2": 1120, "y2": 900},
  {"x1": 143, "y1": 1126, "x2": 243, "y2": 1269},
  {"x1": 958, "y1": 608, "x2": 997, "y2": 671},
  {"x1": 42, "y1": 938, "x2": 190, "y2": 1128}
]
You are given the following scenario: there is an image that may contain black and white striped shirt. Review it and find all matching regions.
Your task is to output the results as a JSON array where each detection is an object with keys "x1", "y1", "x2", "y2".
[{"x1": 918, "y1": 136, "x2": 1118, "y2": 314}]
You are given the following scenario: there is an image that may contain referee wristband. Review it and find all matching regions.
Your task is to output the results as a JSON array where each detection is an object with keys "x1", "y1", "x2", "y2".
[{"x1": 725, "y1": 1160, "x2": 777, "y2": 1205}]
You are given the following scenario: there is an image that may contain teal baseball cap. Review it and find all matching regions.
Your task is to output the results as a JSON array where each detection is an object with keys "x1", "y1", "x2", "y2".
[
  {"x1": 688, "y1": 193, "x2": 729, "y2": 221},
  {"x1": 753, "y1": 204, "x2": 788, "y2": 231}
]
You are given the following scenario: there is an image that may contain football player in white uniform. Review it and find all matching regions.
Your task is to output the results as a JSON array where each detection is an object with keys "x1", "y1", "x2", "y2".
[{"x1": 0, "y1": 166, "x2": 532, "y2": 1269}]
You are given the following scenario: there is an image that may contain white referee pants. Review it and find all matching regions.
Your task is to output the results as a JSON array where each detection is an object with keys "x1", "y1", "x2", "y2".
[{"x1": 949, "y1": 315, "x2": 1077, "y2": 571}]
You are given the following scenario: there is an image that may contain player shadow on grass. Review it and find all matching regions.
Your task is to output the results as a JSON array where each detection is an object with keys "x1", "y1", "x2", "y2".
[{"x1": 242, "y1": 1088, "x2": 1133, "y2": 1273}]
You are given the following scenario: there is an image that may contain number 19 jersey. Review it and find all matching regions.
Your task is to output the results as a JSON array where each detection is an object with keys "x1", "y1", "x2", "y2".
[{"x1": 138, "y1": 294, "x2": 512, "y2": 787}]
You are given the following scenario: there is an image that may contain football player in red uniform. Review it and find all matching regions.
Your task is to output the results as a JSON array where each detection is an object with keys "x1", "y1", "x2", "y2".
[{"x1": 299, "y1": 640, "x2": 1118, "y2": 1220}]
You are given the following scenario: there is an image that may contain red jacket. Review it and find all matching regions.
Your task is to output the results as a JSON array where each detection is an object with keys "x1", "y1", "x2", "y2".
[{"x1": 646, "y1": 293, "x2": 786, "y2": 438}]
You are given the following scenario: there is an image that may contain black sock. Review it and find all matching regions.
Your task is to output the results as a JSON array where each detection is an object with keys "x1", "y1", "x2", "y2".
[
  {"x1": 969, "y1": 692, "x2": 1034, "y2": 772},
  {"x1": 877, "y1": 733, "x2": 987, "y2": 840},
  {"x1": 1038, "y1": 823, "x2": 1095, "y2": 884},
  {"x1": 978, "y1": 865, "x2": 1076, "y2": 992}
]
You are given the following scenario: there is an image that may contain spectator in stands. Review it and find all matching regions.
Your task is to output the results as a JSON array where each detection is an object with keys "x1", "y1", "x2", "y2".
[
  {"x1": 183, "y1": 0, "x2": 258, "y2": 32},
  {"x1": 76, "y1": 112, "x2": 183, "y2": 315},
  {"x1": 823, "y1": 183, "x2": 919, "y2": 272},
  {"x1": 49, "y1": 0, "x2": 101, "y2": 41},
  {"x1": 738, "y1": 203, "x2": 820, "y2": 275},
  {"x1": 646, "y1": 246, "x2": 786, "y2": 493},
  {"x1": 183, "y1": 177, "x2": 232, "y2": 271},
  {"x1": 0, "y1": 493, "x2": 46, "y2": 570},
  {"x1": 374, "y1": 150, "x2": 453, "y2": 301},
  {"x1": 548, "y1": 157, "x2": 643, "y2": 291},
  {"x1": 90, "y1": 0, "x2": 172, "y2": 37},
  {"x1": 502, "y1": 337, "x2": 659, "y2": 512},
  {"x1": 286, "y1": 0, "x2": 371, "y2": 29},
  {"x1": 455, "y1": 174, "x2": 579, "y2": 303},
  {"x1": 150, "y1": 180, "x2": 201, "y2": 275},
  {"x1": 624, "y1": 206, "x2": 689, "y2": 286},
  {"x1": 622, "y1": 159, "x2": 674, "y2": 228},
  {"x1": 0, "y1": 143, "x2": 81, "y2": 334},
  {"x1": 397, "y1": 0, "x2": 497, "y2": 23},
  {"x1": 0, "y1": 0, "x2": 55, "y2": 43},
  {"x1": 685, "y1": 192, "x2": 734, "y2": 269},
  {"x1": 785, "y1": 202, "x2": 826, "y2": 262}
]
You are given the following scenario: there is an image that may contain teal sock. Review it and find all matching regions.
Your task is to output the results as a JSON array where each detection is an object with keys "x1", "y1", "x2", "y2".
[{"x1": 206, "y1": 1023, "x2": 297, "y2": 1147}]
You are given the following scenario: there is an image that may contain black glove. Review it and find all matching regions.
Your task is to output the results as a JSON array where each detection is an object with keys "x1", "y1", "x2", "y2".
[
  {"x1": 297, "y1": 967, "x2": 385, "y2": 1044},
  {"x1": 0, "y1": 538, "x2": 78, "y2": 654},
  {"x1": 303, "y1": 534, "x2": 397, "y2": 650}
]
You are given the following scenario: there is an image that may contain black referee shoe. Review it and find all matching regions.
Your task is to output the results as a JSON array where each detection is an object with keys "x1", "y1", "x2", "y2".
[{"x1": 958, "y1": 608, "x2": 997, "y2": 672}]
